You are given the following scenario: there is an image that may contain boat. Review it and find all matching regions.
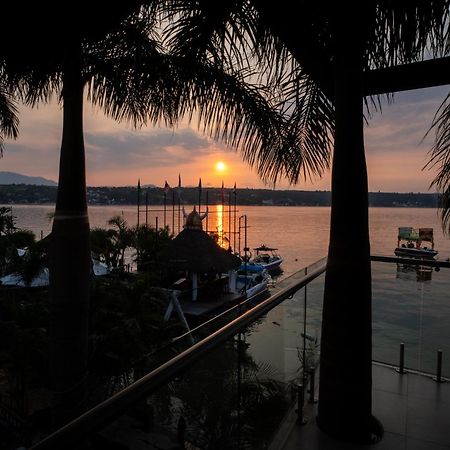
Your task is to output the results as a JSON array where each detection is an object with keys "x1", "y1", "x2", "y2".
[
  {"x1": 234, "y1": 263, "x2": 271, "y2": 299},
  {"x1": 249, "y1": 244, "x2": 283, "y2": 272},
  {"x1": 0, "y1": 255, "x2": 111, "y2": 287},
  {"x1": 394, "y1": 227, "x2": 438, "y2": 259}
]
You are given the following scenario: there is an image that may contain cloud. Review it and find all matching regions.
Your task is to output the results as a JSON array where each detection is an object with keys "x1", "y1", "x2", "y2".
[
  {"x1": 85, "y1": 127, "x2": 222, "y2": 170},
  {"x1": 4, "y1": 86, "x2": 450, "y2": 191},
  {"x1": 363, "y1": 86, "x2": 450, "y2": 191}
]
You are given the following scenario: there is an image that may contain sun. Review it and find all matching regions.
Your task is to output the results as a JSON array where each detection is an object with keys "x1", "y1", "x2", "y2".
[{"x1": 215, "y1": 161, "x2": 227, "y2": 173}]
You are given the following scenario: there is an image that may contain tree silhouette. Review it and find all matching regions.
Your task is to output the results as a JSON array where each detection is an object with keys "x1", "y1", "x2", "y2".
[
  {"x1": 0, "y1": 2, "x2": 305, "y2": 428},
  {"x1": 163, "y1": 1, "x2": 450, "y2": 442}
]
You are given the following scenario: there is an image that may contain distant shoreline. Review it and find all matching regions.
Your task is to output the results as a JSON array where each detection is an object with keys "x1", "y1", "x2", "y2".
[
  {"x1": 2, "y1": 203, "x2": 439, "y2": 209},
  {"x1": 0, "y1": 184, "x2": 440, "y2": 208}
]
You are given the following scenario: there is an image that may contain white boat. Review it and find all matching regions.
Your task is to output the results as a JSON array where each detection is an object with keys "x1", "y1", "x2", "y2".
[
  {"x1": 0, "y1": 268, "x2": 50, "y2": 287},
  {"x1": 394, "y1": 227, "x2": 438, "y2": 259},
  {"x1": 234, "y1": 263, "x2": 271, "y2": 299},
  {"x1": 0, "y1": 257, "x2": 111, "y2": 287},
  {"x1": 249, "y1": 245, "x2": 283, "y2": 272}
]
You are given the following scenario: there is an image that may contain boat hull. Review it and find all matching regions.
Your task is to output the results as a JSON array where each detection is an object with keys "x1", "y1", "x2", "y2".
[{"x1": 394, "y1": 247, "x2": 438, "y2": 259}]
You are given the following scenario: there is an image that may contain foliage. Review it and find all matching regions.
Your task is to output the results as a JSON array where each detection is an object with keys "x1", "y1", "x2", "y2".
[
  {"x1": 0, "y1": 227, "x2": 38, "y2": 279},
  {"x1": 88, "y1": 274, "x2": 183, "y2": 401},
  {"x1": 151, "y1": 336, "x2": 289, "y2": 450},
  {"x1": 90, "y1": 227, "x2": 118, "y2": 268},
  {"x1": 3, "y1": 239, "x2": 48, "y2": 286},
  {"x1": 90, "y1": 215, "x2": 134, "y2": 269},
  {"x1": 0, "y1": 206, "x2": 16, "y2": 235},
  {"x1": 133, "y1": 224, "x2": 172, "y2": 273},
  {"x1": 425, "y1": 98, "x2": 450, "y2": 233},
  {"x1": 0, "y1": 288, "x2": 50, "y2": 416}
]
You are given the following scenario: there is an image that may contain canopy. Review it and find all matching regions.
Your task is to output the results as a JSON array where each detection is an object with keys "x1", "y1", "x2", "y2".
[
  {"x1": 163, "y1": 228, "x2": 241, "y2": 273},
  {"x1": 253, "y1": 244, "x2": 278, "y2": 251},
  {"x1": 398, "y1": 227, "x2": 419, "y2": 241}
]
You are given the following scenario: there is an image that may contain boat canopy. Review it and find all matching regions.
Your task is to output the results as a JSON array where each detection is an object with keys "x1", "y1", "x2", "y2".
[
  {"x1": 419, "y1": 228, "x2": 434, "y2": 242},
  {"x1": 398, "y1": 227, "x2": 419, "y2": 241},
  {"x1": 397, "y1": 227, "x2": 434, "y2": 249},
  {"x1": 398, "y1": 227, "x2": 433, "y2": 242},
  {"x1": 253, "y1": 244, "x2": 278, "y2": 251}
]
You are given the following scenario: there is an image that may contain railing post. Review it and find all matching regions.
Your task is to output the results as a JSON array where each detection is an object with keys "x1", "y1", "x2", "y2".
[
  {"x1": 296, "y1": 383, "x2": 307, "y2": 425},
  {"x1": 397, "y1": 343, "x2": 405, "y2": 374},
  {"x1": 434, "y1": 350, "x2": 444, "y2": 383},
  {"x1": 308, "y1": 366, "x2": 317, "y2": 404}
]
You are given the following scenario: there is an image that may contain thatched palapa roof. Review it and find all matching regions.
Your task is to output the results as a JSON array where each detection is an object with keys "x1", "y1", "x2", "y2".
[{"x1": 162, "y1": 208, "x2": 241, "y2": 273}]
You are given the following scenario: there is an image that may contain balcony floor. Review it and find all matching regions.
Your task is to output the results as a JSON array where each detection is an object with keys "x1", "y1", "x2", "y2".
[{"x1": 280, "y1": 363, "x2": 450, "y2": 450}]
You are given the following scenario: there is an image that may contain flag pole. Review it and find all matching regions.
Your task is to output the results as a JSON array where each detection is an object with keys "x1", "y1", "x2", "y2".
[
  {"x1": 177, "y1": 174, "x2": 181, "y2": 234},
  {"x1": 221, "y1": 181, "x2": 224, "y2": 246},
  {"x1": 228, "y1": 190, "x2": 232, "y2": 250},
  {"x1": 163, "y1": 190, "x2": 167, "y2": 229},
  {"x1": 206, "y1": 190, "x2": 209, "y2": 233},
  {"x1": 172, "y1": 189, "x2": 175, "y2": 233},
  {"x1": 198, "y1": 177, "x2": 202, "y2": 214},
  {"x1": 137, "y1": 178, "x2": 141, "y2": 227},
  {"x1": 145, "y1": 190, "x2": 148, "y2": 226},
  {"x1": 233, "y1": 182, "x2": 237, "y2": 252}
]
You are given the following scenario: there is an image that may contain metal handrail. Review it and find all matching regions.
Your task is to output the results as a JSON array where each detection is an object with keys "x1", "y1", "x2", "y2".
[
  {"x1": 30, "y1": 261, "x2": 327, "y2": 449},
  {"x1": 371, "y1": 254, "x2": 450, "y2": 268}
]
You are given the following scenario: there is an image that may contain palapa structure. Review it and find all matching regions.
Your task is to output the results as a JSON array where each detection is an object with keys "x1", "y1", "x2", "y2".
[{"x1": 163, "y1": 207, "x2": 241, "y2": 301}]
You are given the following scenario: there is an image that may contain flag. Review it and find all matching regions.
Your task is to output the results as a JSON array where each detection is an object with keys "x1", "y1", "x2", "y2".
[
  {"x1": 164, "y1": 180, "x2": 171, "y2": 194},
  {"x1": 137, "y1": 178, "x2": 141, "y2": 189},
  {"x1": 178, "y1": 174, "x2": 182, "y2": 191},
  {"x1": 233, "y1": 182, "x2": 236, "y2": 195}
]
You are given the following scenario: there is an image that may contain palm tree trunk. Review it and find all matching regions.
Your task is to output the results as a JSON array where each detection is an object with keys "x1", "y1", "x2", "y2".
[
  {"x1": 49, "y1": 39, "x2": 91, "y2": 429},
  {"x1": 317, "y1": 18, "x2": 375, "y2": 443}
]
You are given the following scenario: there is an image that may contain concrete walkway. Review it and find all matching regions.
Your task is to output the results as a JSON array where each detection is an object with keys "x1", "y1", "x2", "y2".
[{"x1": 281, "y1": 363, "x2": 450, "y2": 450}]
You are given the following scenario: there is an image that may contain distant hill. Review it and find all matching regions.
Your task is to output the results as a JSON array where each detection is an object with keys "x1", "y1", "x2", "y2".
[{"x1": 0, "y1": 171, "x2": 57, "y2": 186}]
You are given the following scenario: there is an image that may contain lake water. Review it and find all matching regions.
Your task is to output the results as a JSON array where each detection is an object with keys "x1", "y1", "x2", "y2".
[
  {"x1": 6, "y1": 203, "x2": 450, "y2": 271},
  {"x1": 4, "y1": 204, "x2": 450, "y2": 377}
]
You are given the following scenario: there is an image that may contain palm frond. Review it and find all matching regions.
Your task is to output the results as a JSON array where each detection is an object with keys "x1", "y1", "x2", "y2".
[
  {"x1": 83, "y1": 15, "x2": 330, "y2": 185},
  {"x1": 424, "y1": 91, "x2": 450, "y2": 233},
  {"x1": 369, "y1": 1, "x2": 450, "y2": 68},
  {"x1": 0, "y1": 81, "x2": 19, "y2": 156}
]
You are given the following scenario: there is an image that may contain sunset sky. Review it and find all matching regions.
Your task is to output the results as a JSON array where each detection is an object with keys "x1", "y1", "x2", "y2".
[{"x1": 2, "y1": 85, "x2": 449, "y2": 192}]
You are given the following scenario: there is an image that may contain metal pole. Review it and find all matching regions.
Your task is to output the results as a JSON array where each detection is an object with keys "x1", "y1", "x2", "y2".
[
  {"x1": 206, "y1": 190, "x2": 209, "y2": 233},
  {"x1": 198, "y1": 178, "x2": 202, "y2": 214},
  {"x1": 434, "y1": 350, "x2": 443, "y2": 382},
  {"x1": 303, "y1": 267, "x2": 307, "y2": 388},
  {"x1": 172, "y1": 190, "x2": 175, "y2": 233},
  {"x1": 163, "y1": 192, "x2": 167, "y2": 229},
  {"x1": 233, "y1": 186, "x2": 237, "y2": 252},
  {"x1": 137, "y1": 181, "x2": 141, "y2": 227},
  {"x1": 308, "y1": 366, "x2": 317, "y2": 403},
  {"x1": 228, "y1": 192, "x2": 231, "y2": 250},
  {"x1": 296, "y1": 384, "x2": 307, "y2": 425},
  {"x1": 178, "y1": 195, "x2": 181, "y2": 234},
  {"x1": 397, "y1": 343, "x2": 405, "y2": 374},
  {"x1": 238, "y1": 216, "x2": 242, "y2": 255},
  {"x1": 145, "y1": 191, "x2": 148, "y2": 226},
  {"x1": 244, "y1": 215, "x2": 248, "y2": 294}
]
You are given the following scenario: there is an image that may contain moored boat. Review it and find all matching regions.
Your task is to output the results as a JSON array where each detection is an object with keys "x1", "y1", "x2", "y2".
[
  {"x1": 249, "y1": 244, "x2": 283, "y2": 272},
  {"x1": 394, "y1": 227, "x2": 438, "y2": 259}
]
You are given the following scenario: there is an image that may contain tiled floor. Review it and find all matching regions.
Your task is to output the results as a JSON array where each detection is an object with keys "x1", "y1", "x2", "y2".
[{"x1": 281, "y1": 363, "x2": 450, "y2": 449}]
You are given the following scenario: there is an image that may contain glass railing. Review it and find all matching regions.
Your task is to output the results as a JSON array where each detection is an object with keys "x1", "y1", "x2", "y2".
[
  {"x1": 23, "y1": 260, "x2": 326, "y2": 450},
  {"x1": 8, "y1": 255, "x2": 450, "y2": 449},
  {"x1": 372, "y1": 258, "x2": 450, "y2": 378}
]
